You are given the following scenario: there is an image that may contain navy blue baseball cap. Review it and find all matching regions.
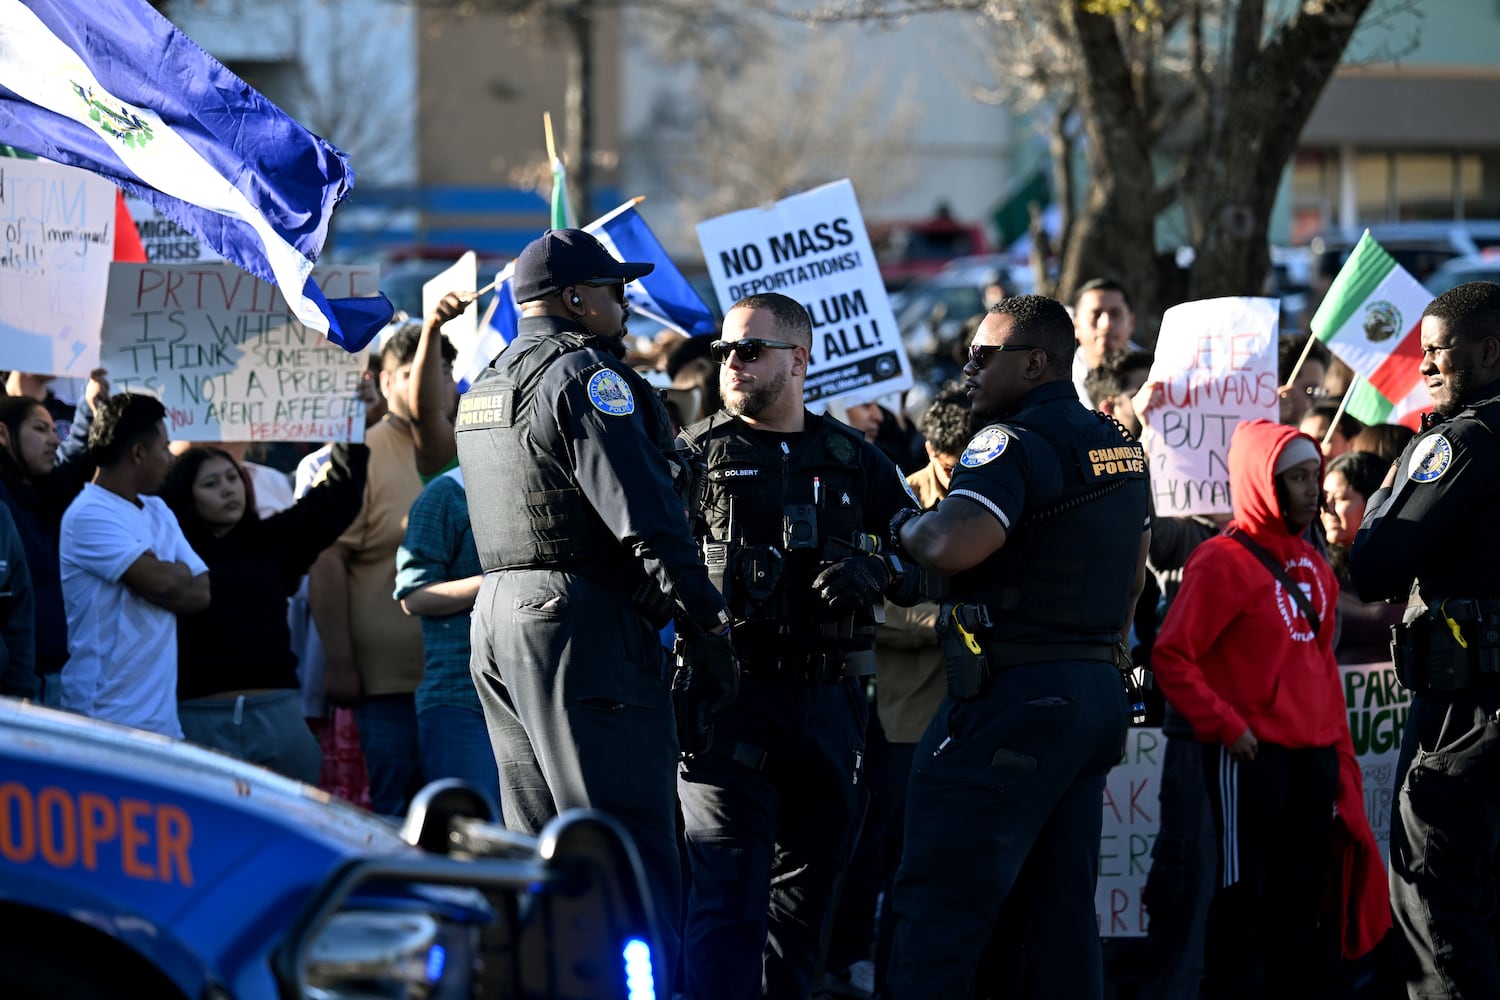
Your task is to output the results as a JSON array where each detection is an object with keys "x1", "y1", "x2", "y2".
[{"x1": 512, "y1": 228, "x2": 655, "y2": 303}]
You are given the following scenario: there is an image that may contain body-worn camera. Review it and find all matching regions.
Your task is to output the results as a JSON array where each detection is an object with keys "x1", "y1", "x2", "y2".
[{"x1": 783, "y1": 504, "x2": 819, "y2": 550}]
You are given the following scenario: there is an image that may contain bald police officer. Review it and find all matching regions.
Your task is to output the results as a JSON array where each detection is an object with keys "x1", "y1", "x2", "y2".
[
  {"x1": 1351, "y1": 281, "x2": 1500, "y2": 998},
  {"x1": 889, "y1": 294, "x2": 1152, "y2": 999},
  {"x1": 455, "y1": 229, "x2": 735, "y2": 988}
]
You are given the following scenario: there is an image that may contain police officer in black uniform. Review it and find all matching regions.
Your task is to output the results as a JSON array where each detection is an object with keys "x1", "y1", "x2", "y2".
[
  {"x1": 887, "y1": 294, "x2": 1151, "y2": 999},
  {"x1": 454, "y1": 229, "x2": 736, "y2": 991},
  {"x1": 674, "y1": 292, "x2": 921, "y2": 1000},
  {"x1": 1350, "y1": 281, "x2": 1500, "y2": 999}
]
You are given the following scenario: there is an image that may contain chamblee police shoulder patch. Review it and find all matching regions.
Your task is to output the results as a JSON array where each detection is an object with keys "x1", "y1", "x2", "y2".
[
  {"x1": 959, "y1": 426, "x2": 1009, "y2": 468},
  {"x1": 586, "y1": 369, "x2": 635, "y2": 416},
  {"x1": 1407, "y1": 433, "x2": 1453, "y2": 483}
]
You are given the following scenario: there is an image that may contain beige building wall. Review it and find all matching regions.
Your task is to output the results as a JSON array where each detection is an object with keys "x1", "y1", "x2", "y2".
[{"x1": 416, "y1": 9, "x2": 621, "y2": 203}]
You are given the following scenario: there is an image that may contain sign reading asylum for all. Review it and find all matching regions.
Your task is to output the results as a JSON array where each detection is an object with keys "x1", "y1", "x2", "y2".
[
  {"x1": 99, "y1": 262, "x2": 379, "y2": 443},
  {"x1": 696, "y1": 179, "x2": 912, "y2": 408}
]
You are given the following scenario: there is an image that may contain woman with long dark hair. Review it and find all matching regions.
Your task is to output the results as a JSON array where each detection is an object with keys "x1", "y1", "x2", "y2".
[
  {"x1": 0, "y1": 394, "x2": 93, "y2": 703},
  {"x1": 160, "y1": 442, "x2": 367, "y2": 782}
]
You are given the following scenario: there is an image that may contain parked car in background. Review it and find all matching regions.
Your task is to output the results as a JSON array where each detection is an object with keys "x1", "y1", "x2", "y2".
[
  {"x1": 1423, "y1": 252, "x2": 1500, "y2": 297},
  {"x1": 1307, "y1": 222, "x2": 1487, "y2": 285},
  {"x1": 869, "y1": 211, "x2": 991, "y2": 291}
]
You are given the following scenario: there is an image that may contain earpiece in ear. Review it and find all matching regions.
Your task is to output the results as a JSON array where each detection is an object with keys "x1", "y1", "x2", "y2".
[{"x1": 571, "y1": 293, "x2": 582, "y2": 306}]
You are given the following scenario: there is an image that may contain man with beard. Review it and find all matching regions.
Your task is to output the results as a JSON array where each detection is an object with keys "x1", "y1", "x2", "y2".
[
  {"x1": 455, "y1": 229, "x2": 735, "y2": 993},
  {"x1": 674, "y1": 292, "x2": 922, "y2": 999},
  {"x1": 887, "y1": 294, "x2": 1151, "y2": 999},
  {"x1": 1351, "y1": 281, "x2": 1500, "y2": 999}
]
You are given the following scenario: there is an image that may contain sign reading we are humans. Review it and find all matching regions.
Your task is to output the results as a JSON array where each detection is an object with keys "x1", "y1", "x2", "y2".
[
  {"x1": 1141, "y1": 297, "x2": 1280, "y2": 518},
  {"x1": 696, "y1": 179, "x2": 912, "y2": 409},
  {"x1": 100, "y1": 262, "x2": 379, "y2": 443}
]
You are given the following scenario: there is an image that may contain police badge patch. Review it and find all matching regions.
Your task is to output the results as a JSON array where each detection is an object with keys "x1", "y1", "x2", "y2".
[
  {"x1": 586, "y1": 369, "x2": 635, "y2": 416},
  {"x1": 960, "y1": 426, "x2": 1009, "y2": 468},
  {"x1": 1407, "y1": 433, "x2": 1453, "y2": 483}
]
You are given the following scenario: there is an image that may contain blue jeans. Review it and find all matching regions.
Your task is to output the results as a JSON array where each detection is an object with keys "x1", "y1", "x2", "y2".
[
  {"x1": 355, "y1": 693, "x2": 422, "y2": 817},
  {"x1": 418, "y1": 704, "x2": 502, "y2": 818}
]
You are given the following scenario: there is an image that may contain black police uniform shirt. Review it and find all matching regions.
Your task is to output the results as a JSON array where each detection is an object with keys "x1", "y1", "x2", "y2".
[
  {"x1": 941, "y1": 380, "x2": 1150, "y2": 646},
  {"x1": 1351, "y1": 380, "x2": 1500, "y2": 604},
  {"x1": 677, "y1": 411, "x2": 921, "y2": 636},
  {"x1": 457, "y1": 315, "x2": 726, "y2": 630}
]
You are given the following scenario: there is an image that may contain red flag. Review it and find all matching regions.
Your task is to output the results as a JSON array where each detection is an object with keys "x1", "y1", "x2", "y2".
[{"x1": 113, "y1": 190, "x2": 147, "y2": 262}]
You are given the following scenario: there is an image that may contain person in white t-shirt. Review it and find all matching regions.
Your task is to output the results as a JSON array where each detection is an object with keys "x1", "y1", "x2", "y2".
[{"x1": 60, "y1": 394, "x2": 209, "y2": 737}]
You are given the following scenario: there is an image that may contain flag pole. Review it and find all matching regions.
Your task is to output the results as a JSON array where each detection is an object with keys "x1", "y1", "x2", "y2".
[
  {"x1": 1323, "y1": 375, "x2": 1355, "y2": 447},
  {"x1": 1281, "y1": 332, "x2": 1320, "y2": 397},
  {"x1": 544, "y1": 111, "x2": 559, "y2": 165}
]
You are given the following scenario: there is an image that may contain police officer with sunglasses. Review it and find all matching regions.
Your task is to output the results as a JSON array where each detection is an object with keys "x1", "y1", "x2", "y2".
[
  {"x1": 674, "y1": 292, "x2": 923, "y2": 999},
  {"x1": 887, "y1": 294, "x2": 1152, "y2": 999},
  {"x1": 454, "y1": 229, "x2": 735, "y2": 991}
]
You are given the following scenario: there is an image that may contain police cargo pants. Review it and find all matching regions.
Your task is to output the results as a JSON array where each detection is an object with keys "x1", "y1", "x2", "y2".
[
  {"x1": 889, "y1": 659, "x2": 1129, "y2": 1000},
  {"x1": 677, "y1": 675, "x2": 869, "y2": 1000},
  {"x1": 1390, "y1": 687, "x2": 1500, "y2": 999},
  {"x1": 469, "y1": 569, "x2": 682, "y2": 989}
]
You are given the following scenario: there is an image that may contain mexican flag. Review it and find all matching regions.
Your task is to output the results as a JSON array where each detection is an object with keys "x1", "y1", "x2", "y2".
[{"x1": 1310, "y1": 232, "x2": 1432, "y2": 425}]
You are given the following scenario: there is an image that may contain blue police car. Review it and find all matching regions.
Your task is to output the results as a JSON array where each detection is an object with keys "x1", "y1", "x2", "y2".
[{"x1": 0, "y1": 699, "x2": 662, "y2": 999}]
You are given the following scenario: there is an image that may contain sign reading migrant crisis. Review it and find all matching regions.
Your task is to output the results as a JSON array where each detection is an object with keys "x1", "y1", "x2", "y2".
[
  {"x1": 696, "y1": 179, "x2": 912, "y2": 409},
  {"x1": 99, "y1": 262, "x2": 379, "y2": 443},
  {"x1": 1140, "y1": 297, "x2": 1280, "y2": 518}
]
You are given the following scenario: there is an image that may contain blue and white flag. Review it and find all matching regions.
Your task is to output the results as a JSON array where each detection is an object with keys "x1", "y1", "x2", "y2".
[
  {"x1": 0, "y1": 0, "x2": 391, "y2": 350},
  {"x1": 457, "y1": 199, "x2": 716, "y2": 390}
]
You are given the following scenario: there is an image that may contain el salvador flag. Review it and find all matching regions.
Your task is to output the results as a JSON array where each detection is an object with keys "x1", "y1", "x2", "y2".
[
  {"x1": 457, "y1": 199, "x2": 716, "y2": 390},
  {"x1": 0, "y1": 0, "x2": 392, "y2": 350}
]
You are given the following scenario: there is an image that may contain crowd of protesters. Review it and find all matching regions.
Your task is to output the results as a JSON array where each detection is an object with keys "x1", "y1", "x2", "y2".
[{"x1": 0, "y1": 255, "x2": 1493, "y2": 1000}]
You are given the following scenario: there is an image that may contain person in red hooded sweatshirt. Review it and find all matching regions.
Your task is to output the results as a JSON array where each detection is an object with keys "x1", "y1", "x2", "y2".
[{"x1": 1152, "y1": 418, "x2": 1386, "y2": 999}]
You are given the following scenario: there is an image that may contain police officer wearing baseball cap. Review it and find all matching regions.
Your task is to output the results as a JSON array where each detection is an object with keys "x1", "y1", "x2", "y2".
[{"x1": 455, "y1": 229, "x2": 736, "y2": 988}]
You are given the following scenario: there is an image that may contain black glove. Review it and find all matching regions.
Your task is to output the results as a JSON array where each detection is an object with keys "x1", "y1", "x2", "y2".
[
  {"x1": 672, "y1": 627, "x2": 740, "y2": 744},
  {"x1": 631, "y1": 576, "x2": 677, "y2": 628},
  {"x1": 812, "y1": 555, "x2": 890, "y2": 617}
]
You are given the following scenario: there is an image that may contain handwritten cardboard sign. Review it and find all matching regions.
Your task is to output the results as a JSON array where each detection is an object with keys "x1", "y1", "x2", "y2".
[
  {"x1": 0, "y1": 159, "x2": 118, "y2": 377},
  {"x1": 696, "y1": 179, "x2": 912, "y2": 409},
  {"x1": 99, "y1": 262, "x2": 380, "y2": 443},
  {"x1": 1140, "y1": 298, "x2": 1279, "y2": 517},
  {"x1": 1094, "y1": 661, "x2": 1401, "y2": 936}
]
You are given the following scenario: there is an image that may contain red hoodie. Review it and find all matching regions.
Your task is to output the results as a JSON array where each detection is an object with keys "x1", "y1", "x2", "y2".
[
  {"x1": 1152, "y1": 420, "x2": 1345, "y2": 750},
  {"x1": 1153, "y1": 420, "x2": 1389, "y2": 957}
]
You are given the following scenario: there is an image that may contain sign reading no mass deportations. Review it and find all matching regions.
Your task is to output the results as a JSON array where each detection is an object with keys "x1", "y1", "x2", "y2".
[
  {"x1": 1140, "y1": 297, "x2": 1279, "y2": 518},
  {"x1": 0, "y1": 158, "x2": 117, "y2": 378},
  {"x1": 1095, "y1": 662, "x2": 1405, "y2": 937},
  {"x1": 696, "y1": 180, "x2": 912, "y2": 408},
  {"x1": 99, "y1": 262, "x2": 379, "y2": 443}
]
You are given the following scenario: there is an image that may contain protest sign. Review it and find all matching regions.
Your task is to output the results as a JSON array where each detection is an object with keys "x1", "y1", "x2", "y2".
[
  {"x1": 1341, "y1": 660, "x2": 1407, "y2": 866},
  {"x1": 1140, "y1": 298, "x2": 1279, "y2": 517},
  {"x1": 124, "y1": 194, "x2": 222, "y2": 264},
  {"x1": 1094, "y1": 660, "x2": 1401, "y2": 936},
  {"x1": 0, "y1": 158, "x2": 117, "y2": 377},
  {"x1": 422, "y1": 251, "x2": 479, "y2": 362},
  {"x1": 99, "y1": 262, "x2": 379, "y2": 443},
  {"x1": 696, "y1": 180, "x2": 912, "y2": 408},
  {"x1": 1095, "y1": 727, "x2": 1164, "y2": 937}
]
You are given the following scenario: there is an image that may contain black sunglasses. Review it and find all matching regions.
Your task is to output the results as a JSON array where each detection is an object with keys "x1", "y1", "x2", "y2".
[
  {"x1": 575, "y1": 279, "x2": 626, "y2": 303},
  {"x1": 710, "y1": 338, "x2": 800, "y2": 364},
  {"x1": 968, "y1": 342, "x2": 1043, "y2": 369}
]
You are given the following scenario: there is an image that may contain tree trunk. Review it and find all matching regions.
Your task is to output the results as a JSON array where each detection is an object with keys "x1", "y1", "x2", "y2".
[
  {"x1": 1059, "y1": 2, "x2": 1159, "y2": 325},
  {"x1": 1187, "y1": 0, "x2": 1374, "y2": 301}
]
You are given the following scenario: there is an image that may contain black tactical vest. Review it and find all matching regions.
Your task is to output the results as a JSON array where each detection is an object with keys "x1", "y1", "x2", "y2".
[
  {"x1": 455, "y1": 328, "x2": 667, "y2": 577},
  {"x1": 955, "y1": 401, "x2": 1150, "y2": 645},
  {"x1": 679, "y1": 412, "x2": 868, "y2": 648}
]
